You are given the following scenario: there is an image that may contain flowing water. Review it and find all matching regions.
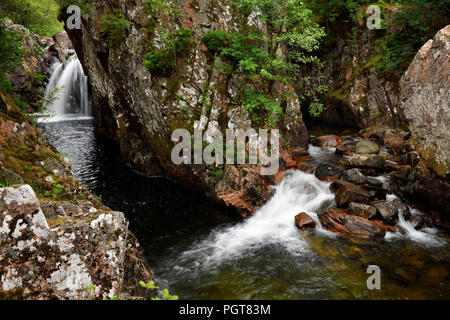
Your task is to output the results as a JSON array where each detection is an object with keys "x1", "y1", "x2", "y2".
[
  {"x1": 38, "y1": 55, "x2": 92, "y2": 123},
  {"x1": 37, "y1": 62, "x2": 450, "y2": 300}
]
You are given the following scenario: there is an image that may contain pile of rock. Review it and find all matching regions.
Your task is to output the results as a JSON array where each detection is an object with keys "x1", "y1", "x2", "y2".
[{"x1": 295, "y1": 128, "x2": 433, "y2": 238}]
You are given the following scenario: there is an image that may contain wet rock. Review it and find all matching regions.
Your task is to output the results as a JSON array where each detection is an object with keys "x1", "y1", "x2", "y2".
[
  {"x1": 335, "y1": 142, "x2": 356, "y2": 156},
  {"x1": 342, "y1": 168, "x2": 367, "y2": 185},
  {"x1": 355, "y1": 140, "x2": 380, "y2": 154},
  {"x1": 295, "y1": 212, "x2": 316, "y2": 230},
  {"x1": 392, "y1": 198, "x2": 411, "y2": 221},
  {"x1": 409, "y1": 214, "x2": 425, "y2": 230},
  {"x1": 333, "y1": 181, "x2": 373, "y2": 207},
  {"x1": 346, "y1": 154, "x2": 386, "y2": 171},
  {"x1": 348, "y1": 202, "x2": 377, "y2": 219},
  {"x1": 319, "y1": 208, "x2": 385, "y2": 238},
  {"x1": 374, "y1": 201, "x2": 399, "y2": 225},
  {"x1": 315, "y1": 163, "x2": 342, "y2": 182},
  {"x1": 312, "y1": 135, "x2": 343, "y2": 148},
  {"x1": 366, "y1": 177, "x2": 383, "y2": 188}
]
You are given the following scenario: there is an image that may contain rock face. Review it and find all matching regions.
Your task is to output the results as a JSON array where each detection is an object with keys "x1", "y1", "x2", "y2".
[
  {"x1": 399, "y1": 25, "x2": 450, "y2": 177},
  {"x1": 61, "y1": 0, "x2": 310, "y2": 215},
  {"x1": 0, "y1": 185, "x2": 126, "y2": 299}
]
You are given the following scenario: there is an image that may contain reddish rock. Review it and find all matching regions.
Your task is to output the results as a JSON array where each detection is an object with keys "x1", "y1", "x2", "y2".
[
  {"x1": 319, "y1": 208, "x2": 386, "y2": 238},
  {"x1": 312, "y1": 135, "x2": 343, "y2": 148},
  {"x1": 314, "y1": 163, "x2": 342, "y2": 182},
  {"x1": 333, "y1": 181, "x2": 373, "y2": 207},
  {"x1": 295, "y1": 212, "x2": 316, "y2": 230}
]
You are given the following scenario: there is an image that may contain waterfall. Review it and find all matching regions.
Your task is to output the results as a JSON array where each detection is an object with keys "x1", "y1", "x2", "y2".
[
  {"x1": 39, "y1": 55, "x2": 92, "y2": 122},
  {"x1": 177, "y1": 170, "x2": 336, "y2": 270}
]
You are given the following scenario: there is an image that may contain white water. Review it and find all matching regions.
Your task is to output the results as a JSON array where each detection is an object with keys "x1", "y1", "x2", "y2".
[
  {"x1": 384, "y1": 194, "x2": 445, "y2": 247},
  {"x1": 179, "y1": 170, "x2": 336, "y2": 269},
  {"x1": 177, "y1": 167, "x2": 445, "y2": 273},
  {"x1": 38, "y1": 55, "x2": 92, "y2": 123}
]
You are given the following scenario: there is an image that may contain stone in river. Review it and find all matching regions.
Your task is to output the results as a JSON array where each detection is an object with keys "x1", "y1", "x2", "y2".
[
  {"x1": 318, "y1": 208, "x2": 386, "y2": 238},
  {"x1": 315, "y1": 163, "x2": 342, "y2": 182},
  {"x1": 342, "y1": 168, "x2": 367, "y2": 185},
  {"x1": 295, "y1": 212, "x2": 316, "y2": 230},
  {"x1": 355, "y1": 140, "x2": 380, "y2": 154},
  {"x1": 333, "y1": 181, "x2": 373, "y2": 207},
  {"x1": 374, "y1": 201, "x2": 399, "y2": 225},
  {"x1": 348, "y1": 202, "x2": 377, "y2": 219},
  {"x1": 346, "y1": 154, "x2": 386, "y2": 170}
]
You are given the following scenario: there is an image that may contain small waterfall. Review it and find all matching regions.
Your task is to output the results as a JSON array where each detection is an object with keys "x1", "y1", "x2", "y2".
[
  {"x1": 39, "y1": 55, "x2": 92, "y2": 122},
  {"x1": 177, "y1": 170, "x2": 336, "y2": 270}
]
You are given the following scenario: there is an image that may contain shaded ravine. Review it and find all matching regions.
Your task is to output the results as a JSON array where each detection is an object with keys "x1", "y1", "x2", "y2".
[{"x1": 39, "y1": 119, "x2": 450, "y2": 300}]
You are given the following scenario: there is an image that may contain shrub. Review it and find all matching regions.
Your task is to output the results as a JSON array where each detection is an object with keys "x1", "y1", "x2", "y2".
[
  {"x1": 98, "y1": 10, "x2": 132, "y2": 48},
  {"x1": 143, "y1": 28, "x2": 193, "y2": 77},
  {"x1": 202, "y1": 30, "x2": 231, "y2": 52}
]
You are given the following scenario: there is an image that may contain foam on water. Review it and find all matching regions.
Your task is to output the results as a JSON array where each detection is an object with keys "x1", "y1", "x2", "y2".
[{"x1": 178, "y1": 170, "x2": 335, "y2": 269}]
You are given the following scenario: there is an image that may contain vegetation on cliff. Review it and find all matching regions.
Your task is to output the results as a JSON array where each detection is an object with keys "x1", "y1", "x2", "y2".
[{"x1": 0, "y1": 0, "x2": 63, "y2": 36}]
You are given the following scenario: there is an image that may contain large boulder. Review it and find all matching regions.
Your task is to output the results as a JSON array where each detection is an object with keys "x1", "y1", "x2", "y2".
[
  {"x1": 0, "y1": 185, "x2": 151, "y2": 300},
  {"x1": 399, "y1": 25, "x2": 450, "y2": 177},
  {"x1": 318, "y1": 208, "x2": 386, "y2": 238}
]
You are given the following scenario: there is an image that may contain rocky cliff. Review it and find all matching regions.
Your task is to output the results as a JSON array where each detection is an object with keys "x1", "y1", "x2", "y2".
[{"x1": 61, "y1": 0, "x2": 312, "y2": 216}]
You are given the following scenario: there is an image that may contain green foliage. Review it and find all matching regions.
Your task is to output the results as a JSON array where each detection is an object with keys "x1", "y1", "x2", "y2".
[
  {"x1": 0, "y1": 20, "x2": 24, "y2": 75},
  {"x1": 309, "y1": 0, "x2": 449, "y2": 75},
  {"x1": 44, "y1": 183, "x2": 64, "y2": 198},
  {"x1": 0, "y1": 0, "x2": 63, "y2": 37},
  {"x1": 143, "y1": 28, "x2": 193, "y2": 77},
  {"x1": 99, "y1": 10, "x2": 132, "y2": 48},
  {"x1": 204, "y1": 0, "x2": 326, "y2": 124},
  {"x1": 202, "y1": 30, "x2": 231, "y2": 52},
  {"x1": 139, "y1": 280, "x2": 179, "y2": 300}
]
